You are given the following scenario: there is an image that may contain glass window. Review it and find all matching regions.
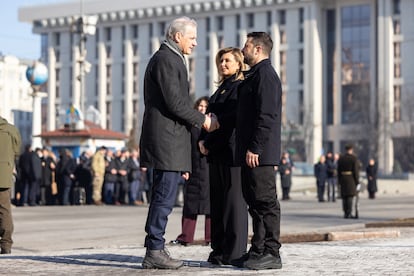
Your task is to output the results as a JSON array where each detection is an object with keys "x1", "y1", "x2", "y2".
[
  {"x1": 340, "y1": 5, "x2": 371, "y2": 124},
  {"x1": 247, "y1": 13, "x2": 254, "y2": 28},
  {"x1": 393, "y1": 0, "x2": 401, "y2": 15},
  {"x1": 216, "y1": 16, "x2": 224, "y2": 31},
  {"x1": 278, "y1": 10, "x2": 286, "y2": 25}
]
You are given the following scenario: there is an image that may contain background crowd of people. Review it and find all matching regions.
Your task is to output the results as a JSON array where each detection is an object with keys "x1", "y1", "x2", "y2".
[{"x1": 13, "y1": 145, "x2": 151, "y2": 207}]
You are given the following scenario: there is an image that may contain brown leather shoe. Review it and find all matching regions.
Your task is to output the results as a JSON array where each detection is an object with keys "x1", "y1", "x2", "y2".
[{"x1": 142, "y1": 248, "x2": 183, "y2": 269}]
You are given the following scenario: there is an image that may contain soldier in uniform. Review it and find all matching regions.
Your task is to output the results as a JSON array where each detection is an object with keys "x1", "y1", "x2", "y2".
[{"x1": 337, "y1": 144, "x2": 359, "y2": 219}]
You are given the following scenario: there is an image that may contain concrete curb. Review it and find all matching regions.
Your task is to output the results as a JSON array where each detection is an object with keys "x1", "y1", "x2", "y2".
[
  {"x1": 281, "y1": 228, "x2": 401, "y2": 243},
  {"x1": 366, "y1": 218, "x2": 414, "y2": 228},
  {"x1": 327, "y1": 229, "x2": 400, "y2": 241}
]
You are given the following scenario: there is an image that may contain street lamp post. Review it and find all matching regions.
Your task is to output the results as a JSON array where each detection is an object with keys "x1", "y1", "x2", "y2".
[
  {"x1": 26, "y1": 62, "x2": 48, "y2": 149},
  {"x1": 71, "y1": 13, "x2": 97, "y2": 125}
]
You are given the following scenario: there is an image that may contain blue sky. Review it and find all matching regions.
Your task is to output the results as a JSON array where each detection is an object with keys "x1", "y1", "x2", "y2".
[{"x1": 0, "y1": 0, "x2": 68, "y2": 60}]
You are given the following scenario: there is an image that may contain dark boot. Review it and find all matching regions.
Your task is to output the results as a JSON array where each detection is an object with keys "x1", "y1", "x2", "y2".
[
  {"x1": 142, "y1": 248, "x2": 183, "y2": 269},
  {"x1": 1, "y1": 247, "x2": 11, "y2": 254},
  {"x1": 244, "y1": 252, "x2": 282, "y2": 270}
]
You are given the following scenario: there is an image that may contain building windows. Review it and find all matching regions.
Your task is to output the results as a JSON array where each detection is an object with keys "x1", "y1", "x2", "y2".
[
  {"x1": 299, "y1": 7, "x2": 304, "y2": 24},
  {"x1": 340, "y1": 4, "x2": 371, "y2": 124},
  {"x1": 278, "y1": 10, "x2": 286, "y2": 25},
  {"x1": 394, "y1": 42, "x2": 401, "y2": 58},
  {"x1": 131, "y1": 24, "x2": 138, "y2": 39},
  {"x1": 267, "y1": 11, "x2": 272, "y2": 26},
  {"x1": 299, "y1": 68, "x2": 304, "y2": 84},
  {"x1": 393, "y1": 0, "x2": 401, "y2": 15},
  {"x1": 106, "y1": 45, "x2": 111, "y2": 59},
  {"x1": 299, "y1": 89, "x2": 304, "y2": 124},
  {"x1": 394, "y1": 85, "x2": 401, "y2": 121},
  {"x1": 393, "y1": 19, "x2": 401, "y2": 34},
  {"x1": 133, "y1": 62, "x2": 139, "y2": 95},
  {"x1": 106, "y1": 101, "x2": 112, "y2": 129},
  {"x1": 394, "y1": 63, "x2": 401, "y2": 78},
  {"x1": 159, "y1": 21, "x2": 166, "y2": 36},
  {"x1": 247, "y1": 13, "x2": 254, "y2": 28},
  {"x1": 105, "y1": 27, "x2": 111, "y2": 41},
  {"x1": 236, "y1": 14, "x2": 241, "y2": 29},
  {"x1": 206, "y1": 17, "x2": 211, "y2": 32},
  {"x1": 40, "y1": 33, "x2": 48, "y2": 62},
  {"x1": 326, "y1": 9, "x2": 336, "y2": 125},
  {"x1": 280, "y1": 29, "x2": 287, "y2": 44},
  {"x1": 54, "y1": 33, "x2": 60, "y2": 46},
  {"x1": 216, "y1": 16, "x2": 224, "y2": 31}
]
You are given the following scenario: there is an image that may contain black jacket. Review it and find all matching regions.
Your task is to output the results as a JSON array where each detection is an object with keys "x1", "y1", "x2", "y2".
[
  {"x1": 203, "y1": 75, "x2": 241, "y2": 166},
  {"x1": 235, "y1": 59, "x2": 282, "y2": 166},
  {"x1": 337, "y1": 153, "x2": 360, "y2": 197},
  {"x1": 140, "y1": 43, "x2": 205, "y2": 172},
  {"x1": 183, "y1": 126, "x2": 210, "y2": 215}
]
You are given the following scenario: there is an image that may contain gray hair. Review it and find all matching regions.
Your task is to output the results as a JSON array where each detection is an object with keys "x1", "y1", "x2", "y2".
[{"x1": 165, "y1": 16, "x2": 197, "y2": 40}]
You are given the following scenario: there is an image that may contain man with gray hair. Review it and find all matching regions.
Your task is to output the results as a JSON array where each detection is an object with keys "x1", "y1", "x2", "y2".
[{"x1": 140, "y1": 16, "x2": 219, "y2": 269}]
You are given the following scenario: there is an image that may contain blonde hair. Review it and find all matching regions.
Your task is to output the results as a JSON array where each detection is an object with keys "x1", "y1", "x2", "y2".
[{"x1": 215, "y1": 47, "x2": 246, "y2": 85}]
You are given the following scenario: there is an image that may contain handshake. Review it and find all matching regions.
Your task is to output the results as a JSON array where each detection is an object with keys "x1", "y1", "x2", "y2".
[{"x1": 202, "y1": 113, "x2": 220, "y2": 132}]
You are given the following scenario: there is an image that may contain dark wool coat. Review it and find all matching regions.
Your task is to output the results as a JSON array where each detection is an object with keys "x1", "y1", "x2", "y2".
[
  {"x1": 366, "y1": 164, "x2": 378, "y2": 193},
  {"x1": 314, "y1": 162, "x2": 328, "y2": 186},
  {"x1": 140, "y1": 43, "x2": 205, "y2": 172},
  {"x1": 183, "y1": 127, "x2": 210, "y2": 215},
  {"x1": 235, "y1": 59, "x2": 282, "y2": 166},
  {"x1": 337, "y1": 153, "x2": 360, "y2": 197},
  {"x1": 203, "y1": 75, "x2": 241, "y2": 166}
]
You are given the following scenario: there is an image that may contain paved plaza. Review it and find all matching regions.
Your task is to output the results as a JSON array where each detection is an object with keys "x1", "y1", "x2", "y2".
[{"x1": 1, "y1": 177, "x2": 413, "y2": 275}]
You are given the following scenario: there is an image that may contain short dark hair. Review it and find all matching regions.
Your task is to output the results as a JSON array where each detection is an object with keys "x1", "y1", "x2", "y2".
[
  {"x1": 345, "y1": 144, "x2": 353, "y2": 151},
  {"x1": 247, "y1": 32, "x2": 273, "y2": 55}
]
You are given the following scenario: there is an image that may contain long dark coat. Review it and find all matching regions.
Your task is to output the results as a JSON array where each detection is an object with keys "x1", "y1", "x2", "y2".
[
  {"x1": 337, "y1": 153, "x2": 359, "y2": 197},
  {"x1": 235, "y1": 59, "x2": 282, "y2": 166},
  {"x1": 203, "y1": 75, "x2": 241, "y2": 166},
  {"x1": 366, "y1": 164, "x2": 378, "y2": 193},
  {"x1": 140, "y1": 43, "x2": 205, "y2": 172},
  {"x1": 183, "y1": 127, "x2": 210, "y2": 216}
]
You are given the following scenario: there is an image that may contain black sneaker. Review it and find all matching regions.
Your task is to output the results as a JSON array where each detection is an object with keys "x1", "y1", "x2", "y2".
[
  {"x1": 169, "y1": 239, "x2": 188, "y2": 246},
  {"x1": 142, "y1": 248, "x2": 183, "y2": 269},
  {"x1": 244, "y1": 253, "x2": 282, "y2": 270}
]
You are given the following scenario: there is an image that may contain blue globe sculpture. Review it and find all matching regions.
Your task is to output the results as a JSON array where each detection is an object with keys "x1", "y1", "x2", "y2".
[{"x1": 26, "y1": 62, "x2": 48, "y2": 86}]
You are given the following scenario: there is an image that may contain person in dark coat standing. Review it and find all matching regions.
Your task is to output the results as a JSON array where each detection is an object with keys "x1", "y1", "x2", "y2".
[
  {"x1": 235, "y1": 32, "x2": 283, "y2": 270},
  {"x1": 279, "y1": 157, "x2": 292, "y2": 200},
  {"x1": 18, "y1": 145, "x2": 41, "y2": 206},
  {"x1": 56, "y1": 149, "x2": 76, "y2": 206},
  {"x1": 139, "y1": 16, "x2": 219, "y2": 270},
  {"x1": 337, "y1": 144, "x2": 360, "y2": 218},
  {"x1": 314, "y1": 155, "x2": 328, "y2": 202},
  {"x1": 199, "y1": 47, "x2": 248, "y2": 267},
  {"x1": 366, "y1": 158, "x2": 378, "y2": 199},
  {"x1": 171, "y1": 97, "x2": 211, "y2": 246}
]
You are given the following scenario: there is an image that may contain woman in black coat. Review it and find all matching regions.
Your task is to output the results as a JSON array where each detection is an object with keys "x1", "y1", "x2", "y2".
[
  {"x1": 366, "y1": 158, "x2": 378, "y2": 199},
  {"x1": 199, "y1": 47, "x2": 248, "y2": 266},
  {"x1": 171, "y1": 97, "x2": 211, "y2": 246}
]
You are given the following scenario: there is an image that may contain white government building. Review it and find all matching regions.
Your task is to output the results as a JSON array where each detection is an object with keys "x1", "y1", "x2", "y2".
[
  {"x1": 19, "y1": 0, "x2": 414, "y2": 174},
  {"x1": 0, "y1": 55, "x2": 35, "y2": 147}
]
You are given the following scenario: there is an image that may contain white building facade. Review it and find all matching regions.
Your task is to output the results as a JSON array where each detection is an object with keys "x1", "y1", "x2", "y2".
[
  {"x1": 19, "y1": 0, "x2": 414, "y2": 173},
  {"x1": 0, "y1": 55, "x2": 35, "y2": 147}
]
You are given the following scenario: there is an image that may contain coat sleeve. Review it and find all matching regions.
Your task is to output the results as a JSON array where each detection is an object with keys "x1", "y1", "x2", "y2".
[
  {"x1": 249, "y1": 70, "x2": 282, "y2": 155},
  {"x1": 152, "y1": 56, "x2": 205, "y2": 128}
]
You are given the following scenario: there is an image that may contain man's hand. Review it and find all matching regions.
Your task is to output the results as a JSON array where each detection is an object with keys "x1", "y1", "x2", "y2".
[
  {"x1": 182, "y1": 172, "x2": 190, "y2": 180},
  {"x1": 246, "y1": 150, "x2": 259, "y2": 168},
  {"x1": 202, "y1": 113, "x2": 220, "y2": 132},
  {"x1": 198, "y1": 140, "x2": 209, "y2": 155}
]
